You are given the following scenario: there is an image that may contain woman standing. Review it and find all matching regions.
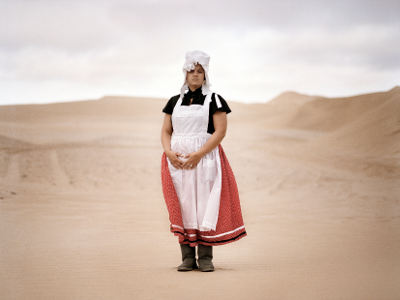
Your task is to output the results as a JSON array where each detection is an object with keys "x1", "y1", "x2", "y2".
[{"x1": 161, "y1": 50, "x2": 247, "y2": 272}]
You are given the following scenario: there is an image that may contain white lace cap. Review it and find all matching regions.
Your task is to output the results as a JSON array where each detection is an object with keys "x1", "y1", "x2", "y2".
[{"x1": 180, "y1": 50, "x2": 212, "y2": 98}]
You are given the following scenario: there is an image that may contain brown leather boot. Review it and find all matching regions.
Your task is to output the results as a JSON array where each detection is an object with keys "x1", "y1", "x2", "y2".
[
  {"x1": 177, "y1": 243, "x2": 198, "y2": 271},
  {"x1": 197, "y1": 244, "x2": 214, "y2": 272}
]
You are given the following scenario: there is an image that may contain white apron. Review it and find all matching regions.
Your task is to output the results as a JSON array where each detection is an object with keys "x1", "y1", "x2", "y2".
[{"x1": 167, "y1": 92, "x2": 222, "y2": 231}]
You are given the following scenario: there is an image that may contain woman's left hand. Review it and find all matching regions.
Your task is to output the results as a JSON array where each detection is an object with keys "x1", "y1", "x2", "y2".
[{"x1": 182, "y1": 151, "x2": 203, "y2": 169}]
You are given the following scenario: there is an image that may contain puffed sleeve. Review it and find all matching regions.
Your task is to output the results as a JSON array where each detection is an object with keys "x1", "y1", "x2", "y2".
[
  {"x1": 210, "y1": 93, "x2": 231, "y2": 115},
  {"x1": 162, "y1": 95, "x2": 179, "y2": 114}
]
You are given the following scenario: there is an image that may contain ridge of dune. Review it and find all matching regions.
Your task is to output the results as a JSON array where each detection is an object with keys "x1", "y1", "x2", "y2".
[
  {"x1": 238, "y1": 86, "x2": 400, "y2": 131},
  {"x1": 283, "y1": 86, "x2": 400, "y2": 132},
  {"x1": 268, "y1": 90, "x2": 319, "y2": 106},
  {"x1": 309, "y1": 92, "x2": 400, "y2": 155},
  {"x1": 279, "y1": 86, "x2": 400, "y2": 151},
  {"x1": 230, "y1": 90, "x2": 320, "y2": 129},
  {"x1": 265, "y1": 86, "x2": 400, "y2": 178},
  {"x1": 0, "y1": 95, "x2": 165, "y2": 122},
  {"x1": 0, "y1": 134, "x2": 35, "y2": 150}
]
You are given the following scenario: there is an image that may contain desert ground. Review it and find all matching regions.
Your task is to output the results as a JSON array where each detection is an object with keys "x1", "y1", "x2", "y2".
[{"x1": 1, "y1": 86, "x2": 399, "y2": 299}]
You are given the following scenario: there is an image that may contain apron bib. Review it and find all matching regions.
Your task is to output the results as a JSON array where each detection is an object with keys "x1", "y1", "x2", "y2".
[{"x1": 166, "y1": 92, "x2": 222, "y2": 231}]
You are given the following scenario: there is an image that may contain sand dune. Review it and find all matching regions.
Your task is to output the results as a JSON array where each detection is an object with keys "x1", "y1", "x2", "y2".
[
  {"x1": 0, "y1": 87, "x2": 399, "y2": 299},
  {"x1": 260, "y1": 86, "x2": 400, "y2": 179},
  {"x1": 283, "y1": 86, "x2": 400, "y2": 131}
]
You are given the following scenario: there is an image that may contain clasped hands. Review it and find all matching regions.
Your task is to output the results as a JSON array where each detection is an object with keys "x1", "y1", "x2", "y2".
[{"x1": 166, "y1": 150, "x2": 203, "y2": 169}]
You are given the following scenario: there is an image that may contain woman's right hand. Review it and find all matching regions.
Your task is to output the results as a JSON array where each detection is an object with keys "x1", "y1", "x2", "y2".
[{"x1": 165, "y1": 150, "x2": 184, "y2": 169}]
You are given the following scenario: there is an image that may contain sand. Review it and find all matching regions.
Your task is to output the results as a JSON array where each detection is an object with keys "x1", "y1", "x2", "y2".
[{"x1": 1, "y1": 87, "x2": 399, "y2": 299}]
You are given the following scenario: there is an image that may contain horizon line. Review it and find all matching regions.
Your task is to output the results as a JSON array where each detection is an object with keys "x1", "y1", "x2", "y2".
[{"x1": 0, "y1": 85, "x2": 398, "y2": 107}]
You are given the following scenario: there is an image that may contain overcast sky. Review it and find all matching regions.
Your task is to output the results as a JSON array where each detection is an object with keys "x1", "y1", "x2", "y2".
[{"x1": 1, "y1": 0, "x2": 399, "y2": 105}]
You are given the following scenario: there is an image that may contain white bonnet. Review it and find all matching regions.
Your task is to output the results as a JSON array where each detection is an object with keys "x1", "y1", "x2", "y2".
[{"x1": 180, "y1": 50, "x2": 212, "y2": 97}]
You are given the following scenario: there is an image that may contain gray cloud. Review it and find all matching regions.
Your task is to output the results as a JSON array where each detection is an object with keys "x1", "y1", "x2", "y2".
[
  {"x1": 110, "y1": 0, "x2": 400, "y2": 29},
  {"x1": 0, "y1": 1, "x2": 121, "y2": 52},
  {"x1": 0, "y1": 0, "x2": 399, "y2": 104}
]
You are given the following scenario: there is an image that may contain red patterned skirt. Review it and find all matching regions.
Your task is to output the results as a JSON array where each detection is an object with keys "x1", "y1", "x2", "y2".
[{"x1": 161, "y1": 144, "x2": 247, "y2": 246}]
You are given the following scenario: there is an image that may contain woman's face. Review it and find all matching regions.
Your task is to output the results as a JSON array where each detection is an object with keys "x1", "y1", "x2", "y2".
[{"x1": 186, "y1": 63, "x2": 205, "y2": 89}]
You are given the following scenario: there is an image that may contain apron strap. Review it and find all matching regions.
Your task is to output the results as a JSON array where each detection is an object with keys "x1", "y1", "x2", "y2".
[{"x1": 214, "y1": 93, "x2": 222, "y2": 108}]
